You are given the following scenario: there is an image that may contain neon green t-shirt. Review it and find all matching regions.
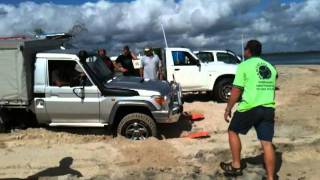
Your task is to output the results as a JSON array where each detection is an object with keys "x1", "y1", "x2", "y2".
[{"x1": 233, "y1": 57, "x2": 277, "y2": 112}]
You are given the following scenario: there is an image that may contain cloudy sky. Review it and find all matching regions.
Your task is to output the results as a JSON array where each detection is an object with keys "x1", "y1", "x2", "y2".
[{"x1": 0, "y1": 0, "x2": 318, "y2": 55}]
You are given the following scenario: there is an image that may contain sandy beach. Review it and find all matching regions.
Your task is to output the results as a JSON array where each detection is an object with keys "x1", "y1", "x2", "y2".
[{"x1": 0, "y1": 65, "x2": 320, "y2": 180}]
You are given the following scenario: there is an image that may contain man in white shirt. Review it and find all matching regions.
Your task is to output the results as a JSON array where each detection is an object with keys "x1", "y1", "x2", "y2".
[{"x1": 140, "y1": 47, "x2": 162, "y2": 80}]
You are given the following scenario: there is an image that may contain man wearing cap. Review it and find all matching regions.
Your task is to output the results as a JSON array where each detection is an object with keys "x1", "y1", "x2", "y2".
[
  {"x1": 140, "y1": 47, "x2": 162, "y2": 80},
  {"x1": 220, "y1": 40, "x2": 277, "y2": 180}
]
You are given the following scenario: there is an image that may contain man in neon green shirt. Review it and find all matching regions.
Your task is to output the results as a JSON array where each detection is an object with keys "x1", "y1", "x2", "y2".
[{"x1": 220, "y1": 40, "x2": 277, "y2": 180}]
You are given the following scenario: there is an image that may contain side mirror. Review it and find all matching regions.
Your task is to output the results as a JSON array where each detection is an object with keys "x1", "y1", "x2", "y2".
[{"x1": 73, "y1": 87, "x2": 85, "y2": 101}]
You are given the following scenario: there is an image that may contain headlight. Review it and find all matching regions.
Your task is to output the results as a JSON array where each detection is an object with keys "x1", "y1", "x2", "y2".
[{"x1": 153, "y1": 95, "x2": 168, "y2": 106}]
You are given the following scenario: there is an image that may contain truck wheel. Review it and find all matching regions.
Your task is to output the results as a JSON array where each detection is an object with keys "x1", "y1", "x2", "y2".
[
  {"x1": 117, "y1": 113, "x2": 157, "y2": 140},
  {"x1": 214, "y1": 78, "x2": 233, "y2": 102}
]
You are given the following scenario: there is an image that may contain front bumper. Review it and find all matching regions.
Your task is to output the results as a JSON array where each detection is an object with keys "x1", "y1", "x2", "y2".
[
  {"x1": 152, "y1": 105, "x2": 183, "y2": 123},
  {"x1": 152, "y1": 82, "x2": 183, "y2": 123}
]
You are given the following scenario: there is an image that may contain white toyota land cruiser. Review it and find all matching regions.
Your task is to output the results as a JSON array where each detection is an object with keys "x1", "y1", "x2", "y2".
[{"x1": 160, "y1": 48, "x2": 239, "y2": 102}]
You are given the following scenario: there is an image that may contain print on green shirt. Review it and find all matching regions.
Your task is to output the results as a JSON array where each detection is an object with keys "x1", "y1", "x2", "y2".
[{"x1": 233, "y1": 57, "x2": 277, "y2": 112}]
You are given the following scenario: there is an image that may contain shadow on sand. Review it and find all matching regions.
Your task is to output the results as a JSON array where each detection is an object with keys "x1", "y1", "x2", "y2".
[
  {"x1": 182, "y1": 93, "x2": 213, "y2": 103},
  {"x1": 0, "y1": 157, "x2": 83, "y2": 180},
  {"x1": 242, "y1": 145, "x2": 283, "y2": 179},
  {"x1": 158, "y1": 114, "x2": 193, "y2": 139}
]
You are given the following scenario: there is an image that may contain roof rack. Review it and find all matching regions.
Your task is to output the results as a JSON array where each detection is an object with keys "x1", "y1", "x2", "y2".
[{"x1": 0, "y1": 36, "x2": 31, "y2": 41}]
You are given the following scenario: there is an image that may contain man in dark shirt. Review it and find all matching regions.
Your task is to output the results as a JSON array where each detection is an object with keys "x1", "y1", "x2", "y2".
[
  {"x1": 115, "y1": 45, "x2": 138, "y2": 76},
  {"x1": 97, "y1": 48, "x2": 114, "y2": 73}
]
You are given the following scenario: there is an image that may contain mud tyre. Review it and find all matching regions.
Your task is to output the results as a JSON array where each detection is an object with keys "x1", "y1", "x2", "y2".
[{"x1": 117, "y1": 113, "x2": 157, "y2": 140}]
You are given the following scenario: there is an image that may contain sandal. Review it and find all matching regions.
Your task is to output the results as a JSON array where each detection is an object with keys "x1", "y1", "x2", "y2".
[{"x1": 220, "y1": 162, "x2": 243, "y2": 176}]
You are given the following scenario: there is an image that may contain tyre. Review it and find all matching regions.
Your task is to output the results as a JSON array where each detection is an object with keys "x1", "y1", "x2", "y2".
[
  {"x1": 117, "y1": 113, "x2": 157, "y2": 140},
  {"x1": 213, "y1": 78, "x2": 233, "y2": 102}
]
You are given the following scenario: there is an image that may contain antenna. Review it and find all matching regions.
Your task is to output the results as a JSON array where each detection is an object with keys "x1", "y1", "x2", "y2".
[
  {"x1": 241, "y1": 34, "x2": 244, "y2": 60},
  {"x1": 161, "y1": 23, "x2": 168, "y2": 48}
]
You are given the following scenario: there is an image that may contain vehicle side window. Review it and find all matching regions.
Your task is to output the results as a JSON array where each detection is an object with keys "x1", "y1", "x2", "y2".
[
  {"x1": 196, "y1": 52, "x2": 214, "y2": 62},
  {"x1": 48, "y1": 60, "x2": 92, "y2": 87},
  {"x1": 216, "y1": 53, "x2": 240, "y2": 64},
  {"x1": 172, "y1": 51, "x2": 198, "y2": 66}
]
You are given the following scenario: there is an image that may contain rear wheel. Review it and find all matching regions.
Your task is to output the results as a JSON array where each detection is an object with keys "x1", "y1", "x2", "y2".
[
  {"x1": 117, "y1": 113, "x2": 157, "y2": 140},
  {"x1": 214, "y1": 78, "x2": 233, "y2": 102}
]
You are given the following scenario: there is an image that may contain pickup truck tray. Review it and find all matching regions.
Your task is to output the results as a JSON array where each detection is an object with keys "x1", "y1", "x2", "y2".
[{"x1": 0, "y1": 39, "x2": 66, "y2": 106}]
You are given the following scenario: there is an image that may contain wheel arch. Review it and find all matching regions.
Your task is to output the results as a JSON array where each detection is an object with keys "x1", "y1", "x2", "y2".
[
  {"x1": 213, "y1": 74, "x2": 235, "y2": 90},
  {"x1": 109, "y1": 101, "x2": 156, "y2": 128}
]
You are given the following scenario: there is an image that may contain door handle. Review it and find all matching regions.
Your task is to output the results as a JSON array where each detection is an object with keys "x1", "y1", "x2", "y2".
[
  {"x1": 50, "y1": 94, "x2": 60, "y2": 98},
  {"x1": 174, "y1": 68, "x2": 180, "y2": 71}
]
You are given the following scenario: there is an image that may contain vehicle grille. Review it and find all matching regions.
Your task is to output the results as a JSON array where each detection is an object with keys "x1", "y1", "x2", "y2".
[{"x1": 170, "y1": 82, "x2": 182, "y2": 106}]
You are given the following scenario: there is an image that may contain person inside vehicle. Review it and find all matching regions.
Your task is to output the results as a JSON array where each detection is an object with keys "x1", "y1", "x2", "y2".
[
  {"x1": 51, "y1": 62, "x2": 85, "y2": 87},
  {"x1": 115, "y1": 45, "x2": 138, "y2": 76},
  {"x1": 97, "y1": 48, "x2": 114, "y2": 73},
  {"x1": 140, "y1": 47, "x2": 162, "y2": 80},
  {"x1": 51, "y1": 64, "x2": 71, "y2": 87}
]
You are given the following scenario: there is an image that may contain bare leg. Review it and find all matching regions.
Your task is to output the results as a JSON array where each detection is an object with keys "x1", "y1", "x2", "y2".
[
  {"x1": 228, "y1": 130, "x2": 241, "y2": 168},
  {"x1": 261, "y1": 141, "x2": 275, "y2": 180}
]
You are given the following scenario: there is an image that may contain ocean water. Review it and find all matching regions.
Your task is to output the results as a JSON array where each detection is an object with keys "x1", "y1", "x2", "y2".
[{"x1": 262, "y1": 52, "x2": 320, "y2": 65}]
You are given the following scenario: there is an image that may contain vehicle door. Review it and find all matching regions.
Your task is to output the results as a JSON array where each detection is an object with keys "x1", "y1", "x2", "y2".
[
  {"x1": 171, "y1": 51, "x2": 206, "y2": 91},
  {"x1": 44, "y1": 60, "x2": 100, "y2": 124}
]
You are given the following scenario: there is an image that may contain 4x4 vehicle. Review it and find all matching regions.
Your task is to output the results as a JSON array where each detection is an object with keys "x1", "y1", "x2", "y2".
[
  {"x1": 0, "y1": 39, "x2": 183, "y2": 140},
  {"x1": 153, "y1": 48, "x2": 239, "y2": 102}
]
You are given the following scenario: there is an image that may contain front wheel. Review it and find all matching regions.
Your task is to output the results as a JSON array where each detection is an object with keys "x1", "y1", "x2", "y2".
[
  {"x1": 117, "y1": 113, "x2": 157, "y2": 140},
  {"x1": 213, "y1": 78, "x2": 233, "y2": 102}
]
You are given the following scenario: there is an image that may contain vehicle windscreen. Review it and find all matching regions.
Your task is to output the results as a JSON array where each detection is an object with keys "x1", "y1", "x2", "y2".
[{"x1": 85, "y1": 56, "x2": 113, "y2": 84}]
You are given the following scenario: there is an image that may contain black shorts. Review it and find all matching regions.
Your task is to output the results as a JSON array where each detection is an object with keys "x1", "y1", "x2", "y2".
[{"x1": 228, "y1": 106, "x2": 275, "y2": 142}]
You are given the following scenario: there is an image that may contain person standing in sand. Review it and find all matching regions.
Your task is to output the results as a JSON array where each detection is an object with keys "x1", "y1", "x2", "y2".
[
  {"x1": 221, "y1": 40, "x2": 277, "y2": 180},
  {"x1": 140, "y1": 47, "x2": 162, "y2": 80}
]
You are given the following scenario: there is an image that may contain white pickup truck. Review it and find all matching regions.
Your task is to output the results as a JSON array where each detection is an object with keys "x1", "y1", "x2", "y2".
[{"x1": 159, "y1": 48, "x2": 239, "y2": 102}]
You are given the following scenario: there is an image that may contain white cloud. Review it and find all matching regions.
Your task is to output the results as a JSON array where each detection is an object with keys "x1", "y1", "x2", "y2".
[{"x1": 0, "y1": 0, "x2": 319, "y2": 53}]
